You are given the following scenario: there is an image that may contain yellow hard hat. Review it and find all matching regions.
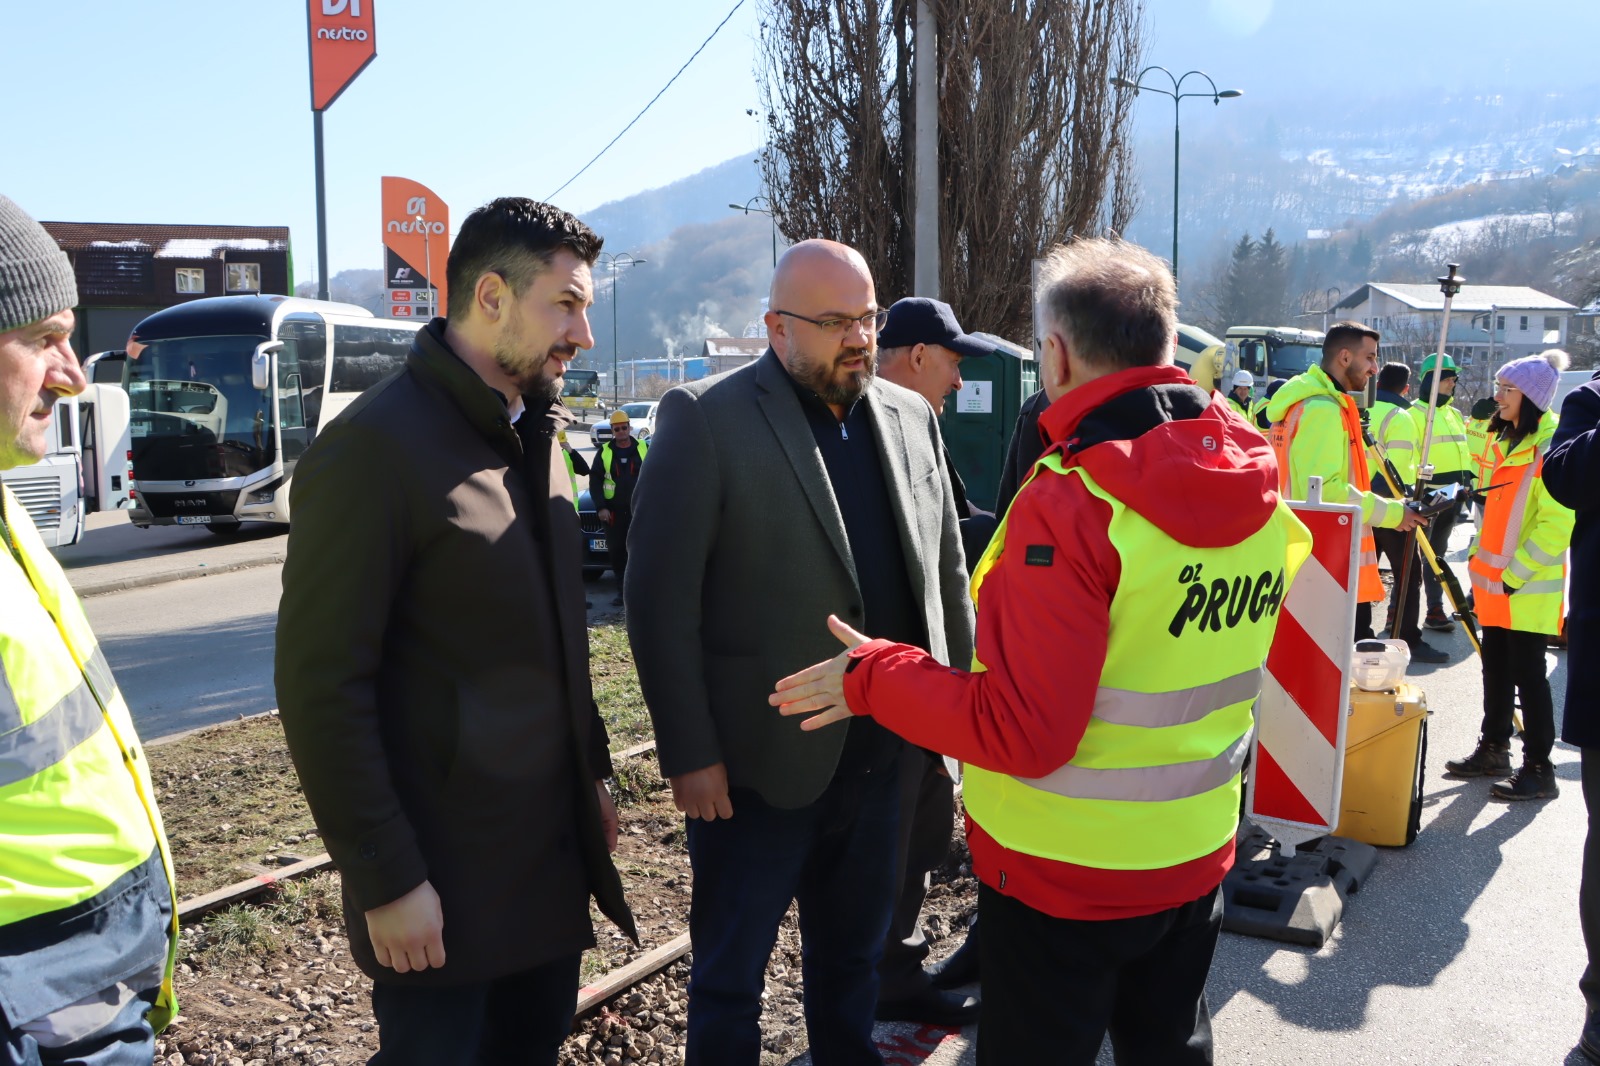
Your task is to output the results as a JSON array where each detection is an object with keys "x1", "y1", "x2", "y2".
[{"x1": 609, "y1": 410, "x2": 630, "y2": 426}]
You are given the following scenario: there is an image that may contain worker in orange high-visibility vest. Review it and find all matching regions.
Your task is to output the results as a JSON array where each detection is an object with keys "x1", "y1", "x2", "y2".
[
  {"x1": 1265, "y1": 320, "x2": 1429, "y2": 643},
  {"x1": 1448, "y1": 350, "x2": 1575, "y2": 801}
]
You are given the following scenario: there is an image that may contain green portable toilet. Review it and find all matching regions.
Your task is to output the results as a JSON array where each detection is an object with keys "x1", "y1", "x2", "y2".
[{"x1": 939, "y1": 331, "x2": 1037, "y2": 512}]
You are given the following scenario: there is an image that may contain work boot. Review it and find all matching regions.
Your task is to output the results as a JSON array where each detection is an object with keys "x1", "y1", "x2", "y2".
[
  {"x1": 1444, "y1": 738, "x2": 1513, "y2": 778},
  {"x1": 1490, "y1": 760, "x2": 1560, "y2": 801},
  {"x1": 1580, "y1": 1010, "x2": 1600, "y2": 1064},
  {"x1": 1406, "y1": 638, "x2": 1449, "y2": 664},
  {"x1": 927, "y1": 931, "x2": 981, "y2": 991},
  {"x1": 1424, "y1": 610, "x2": 1455, "y2": 631}
]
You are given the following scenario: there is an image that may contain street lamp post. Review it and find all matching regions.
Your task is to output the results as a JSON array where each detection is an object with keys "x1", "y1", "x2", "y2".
[
  {"x1": 729, "y1": 196, "x2": 779, "y2": 268},
  {"x1": 1322, "y1": 286, "x2": 1342, "y2": 333},
  {"x1": 597, "y1": 252, "x2": 646, "y2": 408},
  {"x1": 1110, "y1": 67, "x2": 1242, "y2": 287}
]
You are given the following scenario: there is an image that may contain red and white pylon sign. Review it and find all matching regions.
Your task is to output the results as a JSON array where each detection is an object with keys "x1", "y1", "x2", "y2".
[{"x1": 1246, "y1": 476, "x2": 1360, "y2": 856}]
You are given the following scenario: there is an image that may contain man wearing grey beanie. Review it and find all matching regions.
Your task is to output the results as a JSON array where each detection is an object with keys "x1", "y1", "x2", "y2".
[{"x1": 0, "y1": 194, "x2": 180, "y2": 1063}]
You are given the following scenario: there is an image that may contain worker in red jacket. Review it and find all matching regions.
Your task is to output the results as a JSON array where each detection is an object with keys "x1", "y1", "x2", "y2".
[{"x1": 771, "y1": 237, "x2": 1308, "y2": 1065}]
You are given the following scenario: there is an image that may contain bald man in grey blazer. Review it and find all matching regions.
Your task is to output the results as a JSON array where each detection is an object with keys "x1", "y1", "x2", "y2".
[{"x1": 625, "y1": 240, "x2": 973, "y2": 1065}]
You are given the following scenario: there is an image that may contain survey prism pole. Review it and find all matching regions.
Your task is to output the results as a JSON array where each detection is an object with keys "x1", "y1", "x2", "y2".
[
  {"x1": 1416, "y1": 264, "x2": 1464, "y2": 493},
  {"x1": 1247, "y1": 477, "x2": 1361, "y2": 857}
]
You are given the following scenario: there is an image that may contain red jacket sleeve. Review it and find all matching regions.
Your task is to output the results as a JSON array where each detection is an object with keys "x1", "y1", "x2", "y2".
[{"x1": 843, "y1": 473, "x2": 1118, "y2": 778}]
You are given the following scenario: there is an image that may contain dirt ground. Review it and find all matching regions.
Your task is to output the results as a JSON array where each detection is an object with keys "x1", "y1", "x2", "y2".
[{"x1": 144, "y1": 626, "x2": 978, "y2": 1065}]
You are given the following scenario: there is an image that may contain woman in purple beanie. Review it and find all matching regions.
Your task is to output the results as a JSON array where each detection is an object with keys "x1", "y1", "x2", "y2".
[{"x1": 1446, "y1": 349, "x2": 1574, "y2": 801}]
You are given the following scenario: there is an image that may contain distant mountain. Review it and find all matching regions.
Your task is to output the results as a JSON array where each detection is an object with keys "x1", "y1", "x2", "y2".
[
  {"x1": 581, "y1": 155, "x2": 768, "y2": 255},
  {"x1": 1123, "y1": 84, "x2": 1600, "y2": 279}
]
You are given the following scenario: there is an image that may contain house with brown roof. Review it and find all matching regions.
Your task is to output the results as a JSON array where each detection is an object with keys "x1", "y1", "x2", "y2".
[{"x1": 40, "y1": 222, "x2": 291, "y2": 355}]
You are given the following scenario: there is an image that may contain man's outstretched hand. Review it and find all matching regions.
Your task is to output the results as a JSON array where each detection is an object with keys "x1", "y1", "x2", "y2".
[{"x1": 769, "y1": 614, "x2": 870, "y2": 730}]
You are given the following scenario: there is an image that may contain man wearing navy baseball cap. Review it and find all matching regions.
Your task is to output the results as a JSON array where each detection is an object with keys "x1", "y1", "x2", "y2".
[
  {"x1": 877, "y1": 297, "x2": 993, "y2": 417},
  {"x1": 872, "y1": 295, "x2": 990, "y2": 1027}
]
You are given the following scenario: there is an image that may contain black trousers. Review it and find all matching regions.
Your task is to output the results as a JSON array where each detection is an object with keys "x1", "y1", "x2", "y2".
[
  {"x1": 1582, "y1": 750, "x2": 1600, "y2": 1015},
  {"x1": 1421, "y1": 502, "x2": 1460, "y2": 612},
  {"x1": 368, "y1": 953, "x2": 581, "y2": 1066},
  {"x1": 879, "y1": 747, "x2": 957, "y2": 998},
  {"x1": 607, "y1": 508, "x2": 632, "y2": 585},
  {"x1": 1479, "y1": 625, "x2": 1557, "y2": 764},
  {"x1": 975, "y1": 883, "x2": 1221, "y2": 1066},
  {"x1": 1372, "y1": 525, "x2": 1424, "y2": 643}
]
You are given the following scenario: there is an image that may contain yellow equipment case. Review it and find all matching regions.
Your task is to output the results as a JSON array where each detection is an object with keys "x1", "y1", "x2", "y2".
[{"x1": 1332, "y1": 683, "x2": 1430, "y2": 847}]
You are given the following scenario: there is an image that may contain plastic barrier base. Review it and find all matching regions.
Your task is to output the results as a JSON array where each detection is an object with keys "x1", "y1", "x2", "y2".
[{"x1": 1221, "y1": 824, "x2": 1379, "y2": 947}]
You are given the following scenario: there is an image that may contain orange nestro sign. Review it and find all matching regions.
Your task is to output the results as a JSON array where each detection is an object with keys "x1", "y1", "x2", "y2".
[
  {"x1": 308, "y1": 0, "x2": 377, "y2": 111},
  {"x1": 381, "y1": 177, "x2": 450, "y2": 314}
]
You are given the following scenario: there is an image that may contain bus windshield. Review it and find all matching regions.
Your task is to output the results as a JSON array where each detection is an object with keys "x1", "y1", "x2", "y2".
[
  {"x1": 126, "y1": 336, "x2": 272, "y2": 480},
  {"x1": 562, "y1": 370, "x2": 600, "y2": 398}
]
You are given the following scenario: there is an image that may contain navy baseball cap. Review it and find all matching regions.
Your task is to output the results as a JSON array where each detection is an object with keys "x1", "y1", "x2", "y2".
[{"x1": 877, "y1": 297, "x2": 992, "y2": 359}]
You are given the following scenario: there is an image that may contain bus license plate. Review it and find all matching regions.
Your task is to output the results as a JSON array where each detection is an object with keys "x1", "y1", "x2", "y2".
[
  {"x1": 175, "y1": 515, "x2": 212, "y2": 525},
  {"x1": 589, "y1": 537, "x2": 607, "y2": 552}
]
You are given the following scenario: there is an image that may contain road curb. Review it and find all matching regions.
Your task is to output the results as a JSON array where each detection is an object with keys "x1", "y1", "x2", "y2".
[{"x1": 71, "y1": 553, "x2": 285, "y2": 598}]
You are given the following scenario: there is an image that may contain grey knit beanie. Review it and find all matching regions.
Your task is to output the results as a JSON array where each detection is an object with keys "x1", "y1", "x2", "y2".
[{"x1": 0, "y1": 195, "x2": 77, "y2": 335}]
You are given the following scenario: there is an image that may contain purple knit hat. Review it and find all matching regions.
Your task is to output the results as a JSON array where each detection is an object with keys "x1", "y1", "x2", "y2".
[{"x1": 1497, "y1": 350, "x2": 1570, "y2": 412}]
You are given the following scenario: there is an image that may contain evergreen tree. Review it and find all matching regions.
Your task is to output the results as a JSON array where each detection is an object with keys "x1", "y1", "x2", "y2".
[
  {"x1": 1349, "y1": 231, "x2": 1373, "y2": 274},
  {"x1": 1254, "y1": 228, "x2": 1290, "y2": 324},
  {"x1": 1219, "y1": 233, "x2": 1257, "y2": 329}
]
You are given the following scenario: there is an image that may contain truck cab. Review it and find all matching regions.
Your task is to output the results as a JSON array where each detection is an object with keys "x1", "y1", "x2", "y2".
[{"x1": 1223, "y1": 326, "x2": 1326, "y2": 407}]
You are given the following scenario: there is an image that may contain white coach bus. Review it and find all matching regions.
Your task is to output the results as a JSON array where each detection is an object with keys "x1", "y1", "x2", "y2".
[{"x1": 116, "y1": 295, "x2": 421, "y2": 533}]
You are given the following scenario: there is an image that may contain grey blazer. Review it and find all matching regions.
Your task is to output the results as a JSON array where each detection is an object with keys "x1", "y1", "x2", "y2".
[{"x1": 625, "y1": 349, "x2": 974, "y2": 809}]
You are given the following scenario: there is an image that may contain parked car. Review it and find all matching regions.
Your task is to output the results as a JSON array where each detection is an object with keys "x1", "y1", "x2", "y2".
[
  {"x1": 590, "y1": 401, "x2": 659, "y2": 446},
  {"x1": 576, "y1": 489, "x2": 610, "y2": 581}
]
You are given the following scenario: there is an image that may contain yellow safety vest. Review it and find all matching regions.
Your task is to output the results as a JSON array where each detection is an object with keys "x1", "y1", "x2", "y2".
[
  {"x1": 0, "y1": 486, "x2": 177, "y2": 1029},
  {"x1": 1367, "y1": 399, "x2": 1421, "y2": 487},
  {"x1": 561, "y1": 447, "x2": 580, "y2": 511},
  {"x1": 1411, "y1": 399, "x2": 1471, "y2": 479},
  {"x1": 962, "y1": 455, "x2": 1311, "y2": 871},
  {"x1": 599, "y1": 440, "x2": 648, "y2": 500}
]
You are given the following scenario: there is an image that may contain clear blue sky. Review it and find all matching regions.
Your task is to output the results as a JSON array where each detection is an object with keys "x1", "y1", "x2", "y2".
[{"x1": 4, "y1": 0, "x2": 1594, "y2": 279}]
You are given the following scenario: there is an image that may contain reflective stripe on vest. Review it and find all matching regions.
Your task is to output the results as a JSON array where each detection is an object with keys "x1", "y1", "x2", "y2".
[
  {"x1": 1468, "y1": 440, "x2": 1566, "y2": 631},
  {"x1": 0, "y1": 486, "x2": 179, "y2": 1030},
  {"x1": 0, "y1": 653, "x2": 110, "y2": 790},
  {"x1": 1271, "y1": 394, "x2": 1384, "y2": 602},
  {"x1": 600, "y1": 440, "x2": 648, "y2": 500},
  {"x1": 960, "y1": 453, "x2": 1311, "y2": 872}
]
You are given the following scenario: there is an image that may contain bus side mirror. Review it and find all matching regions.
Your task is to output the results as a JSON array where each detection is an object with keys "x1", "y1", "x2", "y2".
[{"x1": 251, "y1": 341, "x2": 282, "y2": 392}]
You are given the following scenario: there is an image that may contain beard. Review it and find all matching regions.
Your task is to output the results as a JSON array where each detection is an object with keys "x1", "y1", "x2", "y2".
[
  {"x1": 493, "y1": 327, "x2": 572, "y2": 407},
  {"x1": 787, "y1": 343, "x2": 876, "y2": 407}
]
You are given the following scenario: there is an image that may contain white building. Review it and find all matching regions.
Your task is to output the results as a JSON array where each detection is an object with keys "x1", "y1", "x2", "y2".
[{"x1": 1329, "y1": 282, "x2": 1575, "y2": 373}]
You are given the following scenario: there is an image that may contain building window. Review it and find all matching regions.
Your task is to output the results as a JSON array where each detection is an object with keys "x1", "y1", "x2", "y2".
[
  {"x1": 1519, "y1": 315, "x2": 1529, "y2": 332},
  {"x1": 175, "y1": 268, "x2": 205, "y2": 294},
  {"x1": 227, "y1": 263, "x2": 261, "y2": 293},
  {"x1": 1545, "y1": 315, "x2": 1561, "y2": 333},
  {"x1": 1497, "y1": 315, "x2": 1505, "y2": 331}
]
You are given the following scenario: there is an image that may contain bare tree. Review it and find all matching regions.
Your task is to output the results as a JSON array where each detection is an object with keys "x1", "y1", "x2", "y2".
[{"x1": 757, "y1": 0, "x2": 1145, "y2": 342}]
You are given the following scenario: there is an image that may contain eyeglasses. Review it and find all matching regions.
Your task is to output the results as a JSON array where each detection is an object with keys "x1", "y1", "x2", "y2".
[
  {"x1": 774, "y1": 309, "x2": 890, "y2": 335},
  {"x1": 1493, "y1": 382, "x2": 1520, "y2": 394}
]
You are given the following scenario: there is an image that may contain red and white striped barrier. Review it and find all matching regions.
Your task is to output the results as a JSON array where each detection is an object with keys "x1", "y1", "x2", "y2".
[{"x1": 1246, "y1": 477, "x2": 1360, "y2": 856}]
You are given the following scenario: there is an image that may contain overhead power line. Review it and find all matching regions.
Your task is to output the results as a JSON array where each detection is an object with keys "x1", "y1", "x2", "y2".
[{"x1": 546, "y1": 0, "x2": 748, "y2": 201}]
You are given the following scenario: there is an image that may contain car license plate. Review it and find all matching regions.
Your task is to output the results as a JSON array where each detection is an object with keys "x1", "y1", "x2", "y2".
[
  {"x1": 175, "y1": 515, "x2": 212, "y2": 525},
  {"x1": 589, "y1": 537, "x2": 607, "y2": 552}
]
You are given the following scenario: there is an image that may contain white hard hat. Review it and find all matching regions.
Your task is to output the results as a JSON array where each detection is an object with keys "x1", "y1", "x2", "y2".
[
  {"x1": 1351, "y1": 639, "x2": 1410, "y2": 691},
  {"x1": 1231, "y1": 370, "x2": 1255, "y2": 389}
]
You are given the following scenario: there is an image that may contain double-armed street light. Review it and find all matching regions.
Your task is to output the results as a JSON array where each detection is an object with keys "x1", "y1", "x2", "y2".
[
  {"x1": 729, "y1": 196, "x2": 779, "y2": 269},
  {"x1": 597, "y1": 252, "x2": 647, "y2": 407},
  {"x1": 1110, "y1": 67, "x2": 1242, "y2": 288}
]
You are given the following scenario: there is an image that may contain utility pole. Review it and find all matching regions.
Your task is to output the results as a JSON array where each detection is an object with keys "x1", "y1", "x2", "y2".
[{"x1": 912, "y1": 0, "x2": 940, "y2": 298}]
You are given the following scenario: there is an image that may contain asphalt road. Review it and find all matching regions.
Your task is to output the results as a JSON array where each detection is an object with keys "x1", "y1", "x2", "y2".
[{"x1": 82, "y1": 562, "x2": 282, "y2": 739}]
